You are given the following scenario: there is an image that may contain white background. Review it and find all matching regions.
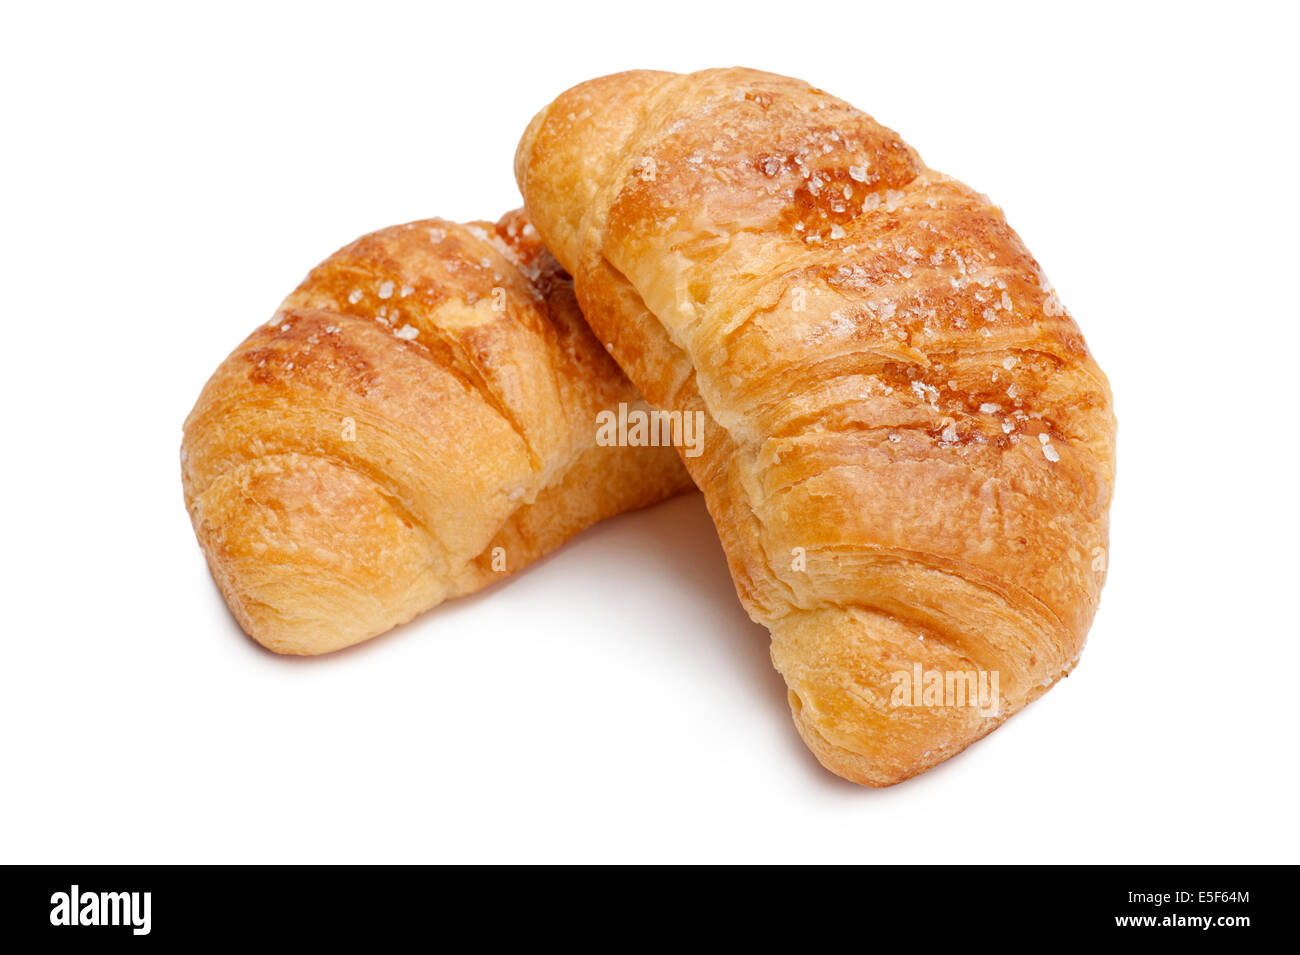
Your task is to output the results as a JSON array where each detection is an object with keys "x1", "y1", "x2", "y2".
[{"x1": 2, "y1": 1, "x2": 1296, "y2": 863}]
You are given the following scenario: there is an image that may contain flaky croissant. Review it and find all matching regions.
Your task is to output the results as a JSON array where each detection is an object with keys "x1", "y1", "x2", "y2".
[
  {"x1": 182, "y1": 211, "x2": 691, "y2": 654},
  {"x1": 516, "y1": 68, "x2": 1116, "y2": 785}
]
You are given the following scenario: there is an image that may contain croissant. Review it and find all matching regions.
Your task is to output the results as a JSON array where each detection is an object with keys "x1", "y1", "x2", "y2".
[
  {"x1": 182, "y1": 211, "x2": 691, "y2": 654},
  {"x1": 516, "y1": 68, "x2": 1117, "y2": 785}
]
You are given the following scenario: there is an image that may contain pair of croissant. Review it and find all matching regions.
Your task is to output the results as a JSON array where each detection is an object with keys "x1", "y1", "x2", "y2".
[{"x1": 183, "y1": 68, "x2": 1116, "y2": 786}]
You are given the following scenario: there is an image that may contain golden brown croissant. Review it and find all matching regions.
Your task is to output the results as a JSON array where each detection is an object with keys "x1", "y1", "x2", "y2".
[
  {"x1": 516, "y1": 68, "x2": 1116, "y2": 785},
  {"x1": 182, "y1": 211, "x2": 692, "y2": 654}
]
